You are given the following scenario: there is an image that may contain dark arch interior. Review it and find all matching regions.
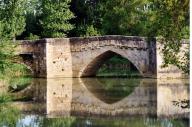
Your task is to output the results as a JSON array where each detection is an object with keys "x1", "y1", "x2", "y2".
[
  {"x1": 81, "y1": 51, "x2": 140, "y2": 77},
  {"x1": 19, "y1": 54, "x2": 34, "y2": 75}
]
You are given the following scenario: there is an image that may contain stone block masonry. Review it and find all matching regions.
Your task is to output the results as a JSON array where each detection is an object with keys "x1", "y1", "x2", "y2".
[
  {"x1": 18, "y1": 35, "x2": 189, "y2": 78},
  {"x1": 46, "y1": 38, "x2": 72, "y2": 78}
]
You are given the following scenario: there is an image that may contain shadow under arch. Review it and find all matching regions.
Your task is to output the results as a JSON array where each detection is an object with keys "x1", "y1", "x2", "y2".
[
  {"x1": 19, "y1": 54, "x2": 34, "y2": 75},
  {"x1": 80, "y1": 50, "x2": 143, "y2": 77},
  {"x1": 81, "y1": 78, "x2": 142, "y2": 104}
]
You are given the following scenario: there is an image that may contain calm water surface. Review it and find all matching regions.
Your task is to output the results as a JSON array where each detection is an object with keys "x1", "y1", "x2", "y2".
[{"x1": 0, "y1": 78, "x2": 189, "y2": 127}]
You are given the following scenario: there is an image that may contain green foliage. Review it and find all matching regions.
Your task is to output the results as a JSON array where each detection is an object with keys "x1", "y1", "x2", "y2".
[
  {"x1": 18, "y1": 0, "x2": 42, "y2": 39},
  {"x1": 0, "y1": 93, "x2": 12, "y2": 104},
  {"x1": 0, "y1": 0, "x2": 29, "y2": 82},
  {"x1": 152, "y1": 0, "x2": 189, "y2": 74},
  {"x1": 76, "y1": 25, "x2": 101, "y2": 37},
  {"x1": 0, "y1": 0, "x2": 26, "y2": 40},
  {"x1": 0, "y1": 41, "x2": 17, "y2": 78},
  {"x1": 0, "y1": 41, "x2": 29, "y2": 82},
  {"x1": 160, "y1": 39, "x2": 189, "y2": 74},
  {"x1": 0, "y1": 103, "x2": 21, "y2": 127},
  {"x1": 23, "y1": 0, "x2": 40, "y2": 14},
  {"x1": 40, "y1": 0, "x2": 75, "y2": 38},
  {"x1": 25, "y1": 33, "x2": 40, "y2": 40},
  {"x1": 85, "y1": 25, "x2": 101, "y2": 36},
  {"x1": 99, "y1": 0, "x2": 149, "y2": 35},
  {"x1": 70, "y1": 0, "x2": 102, "y2": 36}
]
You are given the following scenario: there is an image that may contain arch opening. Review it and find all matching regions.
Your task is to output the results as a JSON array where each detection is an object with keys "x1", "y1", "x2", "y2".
[
  {"x1": 19, "y1": 54, "x2": 34, "y2": 75},
  {"x1": 81, "y1": 50, "x2": 141, "y2": 77}
]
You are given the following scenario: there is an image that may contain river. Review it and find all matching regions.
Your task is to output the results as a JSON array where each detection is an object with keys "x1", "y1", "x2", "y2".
[{"x1": 0, "y1": 78, "x2": 189, "y2": 127}]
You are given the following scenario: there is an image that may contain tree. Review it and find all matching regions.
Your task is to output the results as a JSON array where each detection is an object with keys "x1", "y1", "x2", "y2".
[
  {"x1": 99, "y1": 0, "x2": 150, "y2": 36},
  {"x1": 40, "y1": 0, "x2": 75, "y2": 38},
  {"x1": 18, "y1": 0, "x2": 41, "y2": 40},
  {"x1": 0, "y1": 0, "x2": 26, "y2": 41},
  {"x1": 70, "y1": 0, "x2": 101, "y2": 37},
  {"x1": 0, "y1": 0, "x2": 28, "y2": 80},
  {"x1": 151, "y1": 0, "x2": 189, "y2": 74}
]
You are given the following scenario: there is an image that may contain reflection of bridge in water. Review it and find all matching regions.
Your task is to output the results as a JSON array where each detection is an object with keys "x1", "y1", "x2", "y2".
[
  {"x1": 14, "y1": 78, "x2": 189, "y2": 118},
  {"x1": 69, "y1": 78, "x2": 157, "y2": 117}
]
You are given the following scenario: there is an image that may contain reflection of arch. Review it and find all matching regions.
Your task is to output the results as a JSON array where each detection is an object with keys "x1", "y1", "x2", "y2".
[
  {"x1": 12, "y1": 78, "x2": 47, "y2": 102},
  {"x1": 82, "y1": 78, "x2": 141, "y2": 104},
  {"x1": 77, "y1": 78, "x2": 155, "y2": 107},
  {"x1": 80, "y1": 50, "x2": 143, "y2": 77},
  {"x1": 72, "y1": 78, "x2": 157, "y2": 116}
]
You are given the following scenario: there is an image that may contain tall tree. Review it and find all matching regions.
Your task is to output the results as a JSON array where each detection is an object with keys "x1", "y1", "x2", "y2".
[
  {"x1": 18, "y1": 0, "x2": 42, "y2": 40},
  {"x1": 70, "y1": 0, "x2": 101, "y2": 37},
  {"x1": 0, "y1": 0, "x2": 26, "y2": 41},
  {"x1": 40, "y1": 0, "x2": 75, "y2": 38}
]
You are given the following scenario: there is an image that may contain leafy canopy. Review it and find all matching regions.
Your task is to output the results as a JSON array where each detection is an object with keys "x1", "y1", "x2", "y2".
[{"x1": 40, "y1": 0, "x2": 75, "y2": 38}]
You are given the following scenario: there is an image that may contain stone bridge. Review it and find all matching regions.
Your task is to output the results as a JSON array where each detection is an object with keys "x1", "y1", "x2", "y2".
[{"x1": 17, "y1": 35, "x2": 188, "y2": 78}]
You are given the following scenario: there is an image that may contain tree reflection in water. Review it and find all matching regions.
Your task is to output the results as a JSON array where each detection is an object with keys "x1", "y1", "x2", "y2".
[{"x1": 0, "y1": 114, "x2": 188, "y2": 127}]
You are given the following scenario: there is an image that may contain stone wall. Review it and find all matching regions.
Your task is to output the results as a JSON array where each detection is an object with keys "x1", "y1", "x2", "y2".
[
  {"x1": 156, "y1": 39, "x2": 189, "y2": 78},
  {"x1": 46, "y1": 38, "x2": 72, "y2": 78},
  {"x1": 18, "y1": 36, "x2": 189, "y2": 78},
  {"x1": 148, "y1": 38, "x2": 157, "y2": 75},
  {"x1": 18, "y1": 40, "x2": 47, "y2": 77},
  {"x1": 70, "y1": 36, "x2": 150, "y2": 77},
  {"x1": 70, "y1": 36, "x2": 148, "y2": 52}
]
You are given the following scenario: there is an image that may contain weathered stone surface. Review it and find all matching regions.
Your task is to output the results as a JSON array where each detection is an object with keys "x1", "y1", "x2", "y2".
[
  {"x1": 17, "y1": 35, "x2": 189, "y2": 78},
  {"x1": 156, "y1": 39, "x2": 189, "y2": 79},
  {"x1": 157, "y1": 79, "x2": 189, "y2": 117},
  {"x1": 46, "y1": 38, "x2": 72, "y2": 78},
  {"x1": 18, "y1": 39, "x2": 47, "y2": 77}
]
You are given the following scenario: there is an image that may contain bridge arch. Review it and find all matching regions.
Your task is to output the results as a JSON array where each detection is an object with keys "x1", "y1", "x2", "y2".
[
  {"x1": 79, "y1": 49, "x2": 145, "y2": 77},
  {"x1": 18, "y1": 54, "x2": 35, "y2": 75}
]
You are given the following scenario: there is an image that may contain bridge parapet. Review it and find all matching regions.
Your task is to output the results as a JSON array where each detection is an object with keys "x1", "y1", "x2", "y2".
[{"x1": 17, "y1": 39, "x2": 47, "y2": 54}]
